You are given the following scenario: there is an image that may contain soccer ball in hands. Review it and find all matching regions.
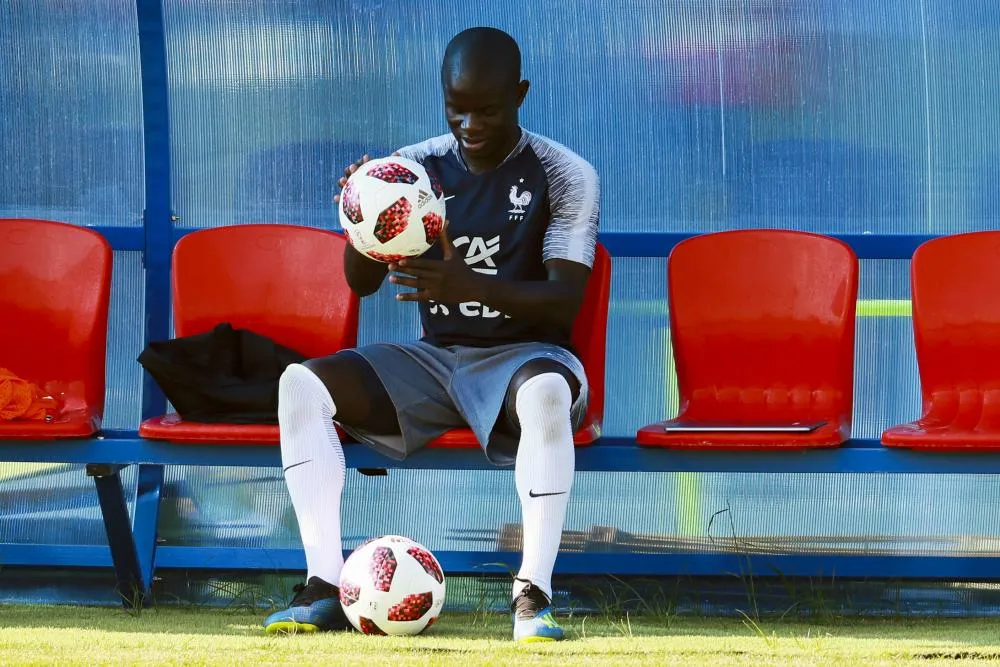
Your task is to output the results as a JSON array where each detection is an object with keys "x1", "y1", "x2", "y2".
[
  {"x1": 339, "y1": 535, "x2": 446, "y2": 635},
  {"x1": 338, "y1": 156, "x2": 447, "y2": 263}
]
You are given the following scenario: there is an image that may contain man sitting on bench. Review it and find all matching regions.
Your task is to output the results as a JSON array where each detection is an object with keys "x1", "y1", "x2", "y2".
[{"x1": 263, "y1": 26, "x2": 600, "y2": 642}]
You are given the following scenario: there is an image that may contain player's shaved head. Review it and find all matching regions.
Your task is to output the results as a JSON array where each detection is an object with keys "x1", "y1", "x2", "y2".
[
  {"x1": 440, "y1": 27, "x2": 529, "y2": 173},
  {"x1": 441, "y1": 27, "x2": 521, "y2": 89}
]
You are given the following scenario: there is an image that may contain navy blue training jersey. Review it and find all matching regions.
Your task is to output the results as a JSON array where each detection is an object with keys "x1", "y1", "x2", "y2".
[{"x1": 397, "y1": 129, "x2": 600, "y2": 349}]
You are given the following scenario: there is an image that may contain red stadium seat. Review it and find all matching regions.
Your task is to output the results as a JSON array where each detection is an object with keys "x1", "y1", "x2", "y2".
[
  {"x1": 139, "y1": 225, "x2": 359, "y2": 444},
  {"x1": 883, "y1": 231, "x2": 1000, "y2": 449},
  {"x1": 0, "y1": 219, "x2": 112, "y2": 438},
  {"x1": 428, "y1": 243, "x2": 611, "y2": 449},
  {"x1": 637, "y1": 230, "x2": 858, "y2": 448}
]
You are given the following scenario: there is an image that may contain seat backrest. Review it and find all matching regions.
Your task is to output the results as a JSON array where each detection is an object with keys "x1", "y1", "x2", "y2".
[
  {"x1": 668, "y1": 230, "x2": 858, "y2": 424},
  {"x1": 911, "y1": 231, "x2": 1000, "y2": 398},
  {"x1": 172, "y1": 225, "x2": 359, "y2": 359},
  {"x1": 571, "y1": 243, "x2": 611, "y2": 434},
  {"x1": 0, "y1": 219, "x2": 112, "y2": 418}
]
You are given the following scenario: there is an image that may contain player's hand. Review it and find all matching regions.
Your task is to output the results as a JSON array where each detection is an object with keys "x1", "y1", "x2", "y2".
[
  {"x1": 333, "y1": 151, "x2": 401, "y2": 205},
  {"x1": 388, "y1": 226, "x2": 484, "y2": 303}
]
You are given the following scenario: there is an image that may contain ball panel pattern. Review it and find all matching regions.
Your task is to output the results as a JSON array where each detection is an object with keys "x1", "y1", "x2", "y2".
[
  {"x1": 421, "y1": 213, "x2": 444, "y2": 245},
  {"x1": 339, "y1": 580, "x2": 361, "y2": 607},
  {"x1": 407, "y1": 546, "x2": 444, "y2": 584},
  {"x1": 369, "y1": 546, "x2": 397, "y2": 592},
  {"x1": 374, "y1": 196, "x2": 412, "y2": 243},
  {"x1": 387, "y1": 592, "x2": 434, "y2": 622},
  {"x1": 368, "y1": 162, "x2": 419, "y2": 184},
  {"x1": 341, "y1": 180, "x2": 364, "y2": 224},
  {"x1": 358, "y1": 617, "x2": 387, "y2": 635}
]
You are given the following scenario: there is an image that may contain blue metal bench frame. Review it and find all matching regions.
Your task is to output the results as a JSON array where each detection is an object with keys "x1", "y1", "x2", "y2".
[
  {"x1": 5, "y1": 435, "x2": 1000, "y2": 607},
  {"x1": 2, "y1": 0, "x2": 999, "y2": 607}
]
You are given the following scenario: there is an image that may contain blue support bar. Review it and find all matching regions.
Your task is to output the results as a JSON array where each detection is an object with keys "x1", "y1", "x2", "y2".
[
  {"x1": 136, "y1": 0, "x2": 173, "y2": 419},
  {"x1": 4, "y1": 543, "x2": 998, "y2": 581},
  {"x1": 0, "y1": 545, "x2": 113, "y2": 568},
  {"x1": 170, "y1": 228, "x2": 936, "y2": 261},
  {"x1": 9, "y1": 437, "x2": 1000, "y2": 473},
  {"x1": 87, "y1": 226, "x2": 145, "y2": 251},
  {"x1": 133, "y1": 464, "x2": 165, "y2": 595},
  {"x1": 84, "y1": 0, "x2": 177, "y2": 608},
  {"x1": 150, "y1": 547, "x2": 1000, "y2": 580},
  {"x1": 597, "y1": 232, "x2": 935, "y2": 260},
  {"x1": 833, "y1": 234, "x2": 935, "y2": 261},
  {"x1": 87, "y1": 464, "x2": 145, "y2": 607}
]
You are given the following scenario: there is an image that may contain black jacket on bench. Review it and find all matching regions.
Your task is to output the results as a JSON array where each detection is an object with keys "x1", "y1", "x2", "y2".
[{"x1": 138, "y1": 322, "x2": 306, "y2": 424}]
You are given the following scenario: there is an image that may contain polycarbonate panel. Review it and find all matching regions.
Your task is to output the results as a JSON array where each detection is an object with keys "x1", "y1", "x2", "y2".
[
  {"x1": 605, "y1": 257, "x2": 674, "y2": 436},
  {"x1": 853, "y1": 260, "x2": 921, "y2": 439},
  {"x1": 0, "y1": 0, "x2": 143, "y2": 226},
  {"x1": 165, "y1": 0, "x2": 1000, "y2": 233},
  {"x1": 0, "y1": 464, "x2": 137, "y2": 545},
  {"x1": 104, "y1": 251, "x2": 145, "y2": 430},
  {"x1": 160, "y1": 466, "x2": 1000, "y2": 557}
]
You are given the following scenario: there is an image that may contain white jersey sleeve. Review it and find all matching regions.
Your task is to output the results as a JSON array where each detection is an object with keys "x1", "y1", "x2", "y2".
[
  {"x1": 526, "y1": 132, "x2": 600, "y2": 268},
  {"x1": 396, "y1": 133, "x2": 457, "y2": 165}
]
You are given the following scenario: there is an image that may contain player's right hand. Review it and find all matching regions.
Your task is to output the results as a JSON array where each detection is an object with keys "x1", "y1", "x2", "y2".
[
  {"x1": 333, "y1": 154, "x2": 370, "y2": 205},
  {"x1": 333, "y1": 151, "x2": 402, "y2": 205}
]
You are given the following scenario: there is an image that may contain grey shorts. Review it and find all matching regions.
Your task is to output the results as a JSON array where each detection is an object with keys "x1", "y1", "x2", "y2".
[{"x1": 340, "y1": 340, "x2": 589, "y2": 466}]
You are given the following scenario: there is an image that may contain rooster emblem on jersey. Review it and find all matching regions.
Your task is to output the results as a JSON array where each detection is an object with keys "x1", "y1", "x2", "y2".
[{"x1": 508, "y1": 179, "x2": 532, "y2": 221}]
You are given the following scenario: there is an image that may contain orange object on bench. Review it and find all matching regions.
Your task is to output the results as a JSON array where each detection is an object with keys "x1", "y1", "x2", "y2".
[
  {"x1": 882, "y1": 231, "x2": 1000, "y2": 449},
  {"x1": 0, "y1": 368, "x2": 59, "y2": 421},
  {"x1": 637, "y1": 230, "x2": 858, "y2": 449},
  {"x1": 0, "y1": 219, "x2": 111, "y2": 439},
  {"x1": 138, "y1": 225, "x2": 360, "y2": 445}
]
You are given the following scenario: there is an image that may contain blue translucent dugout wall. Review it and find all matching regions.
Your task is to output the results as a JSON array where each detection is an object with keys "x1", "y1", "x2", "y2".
[
  {"x1": 0, "y1": 0, "x2": 145, "y2": 551},
  {"x1": 3, "y1": 0, "x2": 1000, "y2": 574}
]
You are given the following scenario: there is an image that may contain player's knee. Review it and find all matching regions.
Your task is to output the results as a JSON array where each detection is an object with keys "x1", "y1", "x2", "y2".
[
  {"x1": 505, "y1": 362, "x2": 577, "y2": 430},
  {"x1": 278, "y1": 363, "x2": 333, "y2": 422},
  {"x1": 511, "y1": 360, "x2": 579, "y2": 401},
  {"x1": 514, "y1": 372, "x2": 573, "y2": 419}
]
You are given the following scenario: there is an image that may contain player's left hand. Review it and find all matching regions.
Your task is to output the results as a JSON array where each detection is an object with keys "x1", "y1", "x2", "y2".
[{"x1": 388, "y1": 227, "x2": 483, "y2": 303}]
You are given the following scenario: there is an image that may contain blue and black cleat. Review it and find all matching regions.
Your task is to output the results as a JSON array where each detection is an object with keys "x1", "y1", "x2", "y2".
[
  {"x1": 512, "y1": 582, "x2": 565, "y2": 642},
  {"x1": 263, "y1": 576, "x2": 352, "y2": 634}
]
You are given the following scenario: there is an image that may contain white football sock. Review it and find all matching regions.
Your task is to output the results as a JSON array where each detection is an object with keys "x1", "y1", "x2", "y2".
[
  {"x1": 513, "y1": 372, "x2": 575, "y2": 602},
  {"x1": 278, "y1": 363, "x2": 346, "y2": 587}
]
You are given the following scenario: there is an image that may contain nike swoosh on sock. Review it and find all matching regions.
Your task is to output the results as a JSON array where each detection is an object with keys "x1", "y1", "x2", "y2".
[{"x1": 528, "y1": 490, "x2": 567, "y2": 498}]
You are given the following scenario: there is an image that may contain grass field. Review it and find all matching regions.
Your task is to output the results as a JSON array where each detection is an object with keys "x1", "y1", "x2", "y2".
[{"x1": 0, "y1": 606, "x2": 998, "y2": 665}]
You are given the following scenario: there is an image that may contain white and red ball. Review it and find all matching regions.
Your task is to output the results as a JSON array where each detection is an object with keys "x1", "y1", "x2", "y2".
[
  {"x1": 339, "y1": 535, "x2": 446, "y2": 636},
  {"x1": 338, "y1": 156, "x2": 446, "y2": 263}
]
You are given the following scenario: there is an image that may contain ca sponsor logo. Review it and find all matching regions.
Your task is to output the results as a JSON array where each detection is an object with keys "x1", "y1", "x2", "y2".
[{"x1": 428, "y1": 235, "x2": 510, "y2": 319}]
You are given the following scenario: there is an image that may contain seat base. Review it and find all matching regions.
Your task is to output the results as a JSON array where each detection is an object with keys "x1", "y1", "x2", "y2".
[
  {"x1": 140, "y1": 414, "x2": 284, "y2": 445},
  {"x1": 427, "y1": 421, "x2": 601, "y2": 449},
  {"x1": 141, "y1": 415, "x2": 601, "y2": 449},
  {"x1": 637, "y1": 419, "x2": 847, "y2": 449},
  {"x1": 882, "y1": 420, "x2": 1000, "y2": 449},
  {"x1": 0, "y1": 410, "x2": 99, "y2": 439}
]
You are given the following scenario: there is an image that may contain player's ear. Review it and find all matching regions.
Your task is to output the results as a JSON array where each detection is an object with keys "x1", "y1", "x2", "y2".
[{"x1": 515, "y1": 80, "x2": 530, "y2": 108}]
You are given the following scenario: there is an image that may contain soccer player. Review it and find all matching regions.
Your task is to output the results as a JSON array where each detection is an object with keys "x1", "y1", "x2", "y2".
[{"x1": 264, "y1": 26, "x2": 599, "y2": 642}]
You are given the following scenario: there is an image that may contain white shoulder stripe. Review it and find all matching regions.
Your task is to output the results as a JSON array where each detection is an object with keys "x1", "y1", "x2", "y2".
[
  {"x1": 526, "y1": 131, "x2": 600, "y2": 268},
  {"x1": 396, "y1": 134, "x2": 457, "y2": 163}
]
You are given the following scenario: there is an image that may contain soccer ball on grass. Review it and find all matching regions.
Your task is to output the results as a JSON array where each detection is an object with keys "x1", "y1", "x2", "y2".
[{"x1": 339, "y1": 535, "x2": 446, "y2": 635}]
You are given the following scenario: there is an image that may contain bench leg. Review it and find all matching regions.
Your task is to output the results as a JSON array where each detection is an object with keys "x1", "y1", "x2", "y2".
[
  {"x1": 133, "y1": 464, "x2": 164, "y2": 598},
  {"x1": 87, "y1": 464, "x2": 146, "y2": 608}
]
